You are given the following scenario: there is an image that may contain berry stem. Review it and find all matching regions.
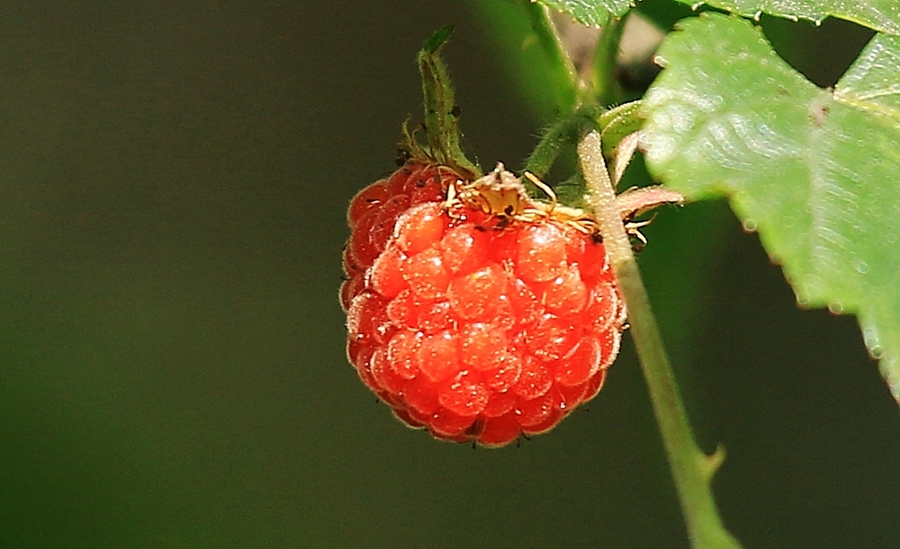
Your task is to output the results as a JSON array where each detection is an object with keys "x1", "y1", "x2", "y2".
[
  {"x1": 578, "y1": 130, "x2": 743, "y2": 549},
  {"x1": 522, "y1": 100, "x2": 644, "y2": 192},
  {"x1": 523, "y1": 106, "x2": 601, "y2": 178}
]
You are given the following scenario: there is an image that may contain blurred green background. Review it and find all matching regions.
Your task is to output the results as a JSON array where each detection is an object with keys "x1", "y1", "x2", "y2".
[{"x1": 1, "y1": 2, "x2": 897, "y2": 548}]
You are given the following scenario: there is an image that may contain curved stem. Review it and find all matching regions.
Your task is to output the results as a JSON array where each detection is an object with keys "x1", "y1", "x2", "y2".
[
  {"x1": 521, "y1": 2, "x2": 581, "y2": 114},
  {"x1": 578, "y1": 131, "x2": 743, "y2": 549},
  {"x1": 522, "y1": 106, "x2": 601, "y2": 178},
  {"x1": 591, "y1": 11, "x2": 629, "y2": 106}
]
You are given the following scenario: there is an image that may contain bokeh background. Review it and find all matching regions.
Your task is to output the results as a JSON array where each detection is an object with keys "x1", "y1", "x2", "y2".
[{"x1": 1, "y1": 2, "x2": 897, "y2": 548}]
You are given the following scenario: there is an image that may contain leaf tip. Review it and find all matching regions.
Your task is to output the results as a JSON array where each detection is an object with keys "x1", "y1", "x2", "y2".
[{"x1": 421, "y1": 25, "x2": 455, "y2": 54}]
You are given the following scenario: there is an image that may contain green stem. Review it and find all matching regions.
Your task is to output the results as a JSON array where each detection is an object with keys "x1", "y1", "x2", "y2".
[
  {"x1": 597, "y1": 100, "x2": 644, "y2": 162},
  {"x1": 522, "y1": 106, "x2": 601, "y2": 178},
  {"x1": 521, "y1": 2, "x2": 581, "y2": 113},
  {"x1": 578, "y1": 131, "x2": 743, "y2": 549},
  {"x1": 591, "y1": 12, "x2": 629, "y2": 106}
]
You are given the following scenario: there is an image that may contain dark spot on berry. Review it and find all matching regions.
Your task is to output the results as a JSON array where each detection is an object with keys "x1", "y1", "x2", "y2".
[
  {"x1": 396, "y1": 148, "x2": 412, "y2": 166},
  {"x1": 451, "y1": 105, "x2": 461, "y2": 117},
  {"x1": 466, "y1": 417, "x2": 485, "y2": 437}
]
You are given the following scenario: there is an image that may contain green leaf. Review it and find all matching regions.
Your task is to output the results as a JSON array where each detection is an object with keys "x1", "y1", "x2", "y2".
[
  {"x1": 417, "y1": 26, "x2": 480, "y2": 177},
  {"x1": 421, "y1": 24, "x2": 455, "y2": 53},
  {"x1": 672, "y1": 0, "x2": 900, "y2": 35},
  {"x1": 641, "y1": 13, "x2": 900, "y2": 403},
  {"x1": 536, "y1": 0, "x2": 634, "y2": 27}
]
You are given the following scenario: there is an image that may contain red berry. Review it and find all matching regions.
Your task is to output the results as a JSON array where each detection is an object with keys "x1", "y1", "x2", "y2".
[
  {"x1": 342, "y1": 163, "x2": 627, "y2": 447},
  {"x1": 347, "y1": 179, "x2": 391, "y2": 228},
  {"x1": 341, "y1": 162, "x2": 456, "y2": 310}
]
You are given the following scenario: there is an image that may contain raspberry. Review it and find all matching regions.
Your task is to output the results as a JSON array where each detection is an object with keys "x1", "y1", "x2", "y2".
[
  {"x1": 341, "y1": 162, "x2": 453, "y2": 310},
  {"x1": 342, "y1": 165, "x2": 627, "y2": 447}
]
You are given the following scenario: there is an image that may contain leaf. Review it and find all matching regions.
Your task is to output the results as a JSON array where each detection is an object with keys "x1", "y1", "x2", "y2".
[
  {"x1": 672, "y1": 0, "x2": 900, "y2": 35},
  {"x1": 641, "y1": 13, "x2": 900, "y2": 404},
  {"x1": 535, "y1": 0, "x2": 634, "y2": 27},
  {"x1": 417, "y1": 26, "x2": 481, "y2": 177}
]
